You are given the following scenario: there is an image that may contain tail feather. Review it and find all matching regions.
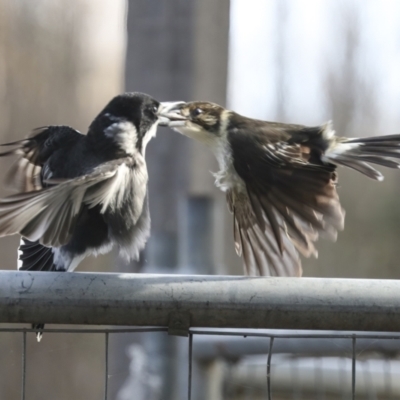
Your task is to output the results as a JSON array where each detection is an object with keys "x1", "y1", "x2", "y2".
[
  {"x1": 359, "y1": 148, "x2": 400, "y2": 158},
  {"x1": 325, "y1": 134, "x2": 400, "y2": 180},
  {"x1": 330, "y1": 155, "x2": 384, "y2": 181},
  {"x1": 353, "y1": 156, "x2": 400, "y2": 169},
  {"x1": 18, "y1": 238, "x2": 55, "y2": 342},
  {"x1": 33, "y1": 323, "x2": 44, "y2": 342},
  {"x1": 347, "y1": 134, "x2": 400, "y2": 144},
  {"x1": 18, "y1": 238, "x2": 55, "y2": 271}
]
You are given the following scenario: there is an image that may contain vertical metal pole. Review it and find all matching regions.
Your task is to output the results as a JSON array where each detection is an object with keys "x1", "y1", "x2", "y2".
[
  {"x1": 188, "y1": 333, "x2": 193, "y2": 400},
  {"x1": 352, "y1": 336, "x2": 356, "y2": 400},
  {"x1": 21, "y1": 330, "x2": 26, "y2": 400},
  {"x1": 267, "y1": 336, "x2": 274, "y2": 400},
  {"x1": 105, "y1": 332, "x2": 109, "y2": 400}
]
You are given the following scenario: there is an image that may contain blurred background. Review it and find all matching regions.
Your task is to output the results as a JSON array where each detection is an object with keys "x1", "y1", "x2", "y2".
[{"x1": 1, "y1": 0, "x2": 400, "y2": 399}]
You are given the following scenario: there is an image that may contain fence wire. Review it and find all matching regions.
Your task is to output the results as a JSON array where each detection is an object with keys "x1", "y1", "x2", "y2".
[{"x1": 3, "y1": 326, "x2": 400, "y2": 400}]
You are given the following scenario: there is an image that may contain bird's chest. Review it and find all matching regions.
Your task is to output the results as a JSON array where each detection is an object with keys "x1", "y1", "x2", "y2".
[
  {"x1": 103, "y1": 161, "x2": 148, "y2": 235},
  {"x1": 212, "y1": 145, "x2": 245, "y2": 193}
]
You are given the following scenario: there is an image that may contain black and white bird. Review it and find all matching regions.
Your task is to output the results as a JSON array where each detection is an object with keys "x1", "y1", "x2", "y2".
[
  {"x1": 164, "y1": 101, "x2": 400, "y2": 277},
  {"x1": 0, "y1": 92, "x2": 181, "y2": 340}
]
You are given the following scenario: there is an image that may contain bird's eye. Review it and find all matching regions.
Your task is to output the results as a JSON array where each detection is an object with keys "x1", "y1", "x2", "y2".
[
  {"x1": 192, "y1": 108, "x2": 203, "y2": 117},
  {"x1": 152, "y1": 105, "x2": 158, "y2": 114}
]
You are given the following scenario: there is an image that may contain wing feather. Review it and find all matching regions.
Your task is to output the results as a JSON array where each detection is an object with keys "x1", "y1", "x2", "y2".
[
  {"x1": 227, "y1": 125, "x2": 345, "y2": 277},
  {"x1": 0, "y1": 158, "x2": 131, "y2": 247},
  {"x1": 228, "y1": 188, "x2": 303, "y2": 277},
  {"x1": 0, "y1": 126, "x2": 82, "y2": 192},
  {"x1": 248, "y1": 190, "x2": 282, "y2": 254}
]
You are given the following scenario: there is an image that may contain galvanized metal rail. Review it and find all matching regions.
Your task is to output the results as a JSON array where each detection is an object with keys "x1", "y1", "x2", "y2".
[{"x1": 1, "y1": 271, "x2": 400, "y2": 332}]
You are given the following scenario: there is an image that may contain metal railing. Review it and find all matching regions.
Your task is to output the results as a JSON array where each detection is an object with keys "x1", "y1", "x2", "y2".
[
  {"x1": 1, "y1": 271, "x2": 400, "y2": 400},
  {"x1": 3, "y1": 271, "x2": 400, "y2": 331}
]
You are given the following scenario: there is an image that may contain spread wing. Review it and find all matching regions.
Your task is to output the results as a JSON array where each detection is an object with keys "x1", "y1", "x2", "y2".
[
  {"x1": 0, "y1": 157, "x2": 135, "y2": 247},
  {"x1": 228, "y1": 124, "x2": 344, "y2": 276},
  {"x1": 0, "y1": 126, "x2": 82, "y2": 192}
]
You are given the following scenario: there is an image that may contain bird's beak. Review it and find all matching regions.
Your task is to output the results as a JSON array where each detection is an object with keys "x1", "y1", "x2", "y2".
[{"x1": 158, "y1": 101, "x2": 187, "y2": 127}]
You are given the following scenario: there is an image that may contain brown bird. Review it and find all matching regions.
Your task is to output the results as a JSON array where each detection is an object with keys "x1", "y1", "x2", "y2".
[{"x1": 161, "y1": 101, "x2": 400, "y2": 277}]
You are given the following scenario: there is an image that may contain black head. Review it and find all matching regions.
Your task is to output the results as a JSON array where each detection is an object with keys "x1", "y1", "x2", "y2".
[{"x1": 89, "y1": 92, "x2": 164, "y2": 155}]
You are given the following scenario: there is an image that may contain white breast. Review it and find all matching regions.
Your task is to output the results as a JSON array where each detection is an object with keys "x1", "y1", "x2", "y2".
[
  {"x1": 212, "y1": 139, "x2": 246, "y2": 193},
  {"x1": 97, "y1": 159, "x2": 148, "y2": 222}
]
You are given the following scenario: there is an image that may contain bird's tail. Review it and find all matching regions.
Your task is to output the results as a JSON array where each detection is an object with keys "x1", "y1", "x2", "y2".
[
  {"x1": 18, "y1": 238, "x2": 55, "y2": 272},
  {"x1": 33, "y1": 324, "x2": 44, "y2": 342},
  {"x1": 324, "y1": 134, "x2": 400, "y2": 181},
  {"x1": 18, "y1": 238, "x2": 56, "y2": 342}
]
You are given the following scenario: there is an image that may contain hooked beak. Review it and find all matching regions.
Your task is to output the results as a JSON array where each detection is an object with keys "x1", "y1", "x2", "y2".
[{"x1": 158, "y1": 101, "x2": 187, "y2": 127}]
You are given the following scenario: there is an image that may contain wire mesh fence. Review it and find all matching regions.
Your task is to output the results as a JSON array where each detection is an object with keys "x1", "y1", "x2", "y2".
[{"x1": 2, "y1": 326, "x2": 400, "y2": 400}]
